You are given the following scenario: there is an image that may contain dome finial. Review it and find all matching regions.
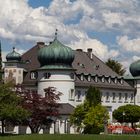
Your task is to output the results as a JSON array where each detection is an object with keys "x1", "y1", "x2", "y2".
[
  {"x1": 55, "y1": 29, "x2": 58, "y2": 39},
  {"x1": 13, "y1": 47, "x2": 15, "y2": 51}
]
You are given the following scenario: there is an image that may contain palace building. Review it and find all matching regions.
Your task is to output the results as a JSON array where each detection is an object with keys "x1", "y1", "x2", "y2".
[{"x1": 3, "y1": 33, "x2": 137, "y2": 134}]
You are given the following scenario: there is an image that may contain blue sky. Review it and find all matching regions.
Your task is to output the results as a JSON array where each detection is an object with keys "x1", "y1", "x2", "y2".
[
  {"x1": 28, "y1": 0, "x2": 52, "y2": 8},
  {"x1": 0, "y1": 0, "x2": 140, "y2": 73}
]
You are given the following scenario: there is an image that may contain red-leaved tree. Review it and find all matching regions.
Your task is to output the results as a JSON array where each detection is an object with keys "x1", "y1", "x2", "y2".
[{"x1": 16, "y1": 85, "x2": 62, "y2": 133}]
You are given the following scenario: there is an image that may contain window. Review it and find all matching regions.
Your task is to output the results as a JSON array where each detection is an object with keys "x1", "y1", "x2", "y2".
[
  {"x1": 5, "y1": 69, "x2": 8, "y2": 73},
  {"x1": 120, "y1": 78, "x2": 123, "y2": 84},
  {"x1": 44, "y1": 73, "x2": 51, "y2": 79},
  {"x1": 19, "y1": 70, "x2": 21, "y2": 74},
  {"x1": 108, "y1": 77, "x2": 111, "y2": 83},
  {"x1": 114, "y1": 78, "x2": 117, "y2": 84},
  {"x1": 13, "y1": 69, "x2": 16, "y2": 72},
  {"x1": 124, "y1": 93, "x2": 128, "y2": 102},
  {"x1": 118, "y1": 93, "x2": 122, "y2": 102},
  {"x1": 106, "y1": 92, "x2": 110, "y2": 102},
  {"x1": 31, "y1": 72, "x2": 38, "y2": 79},
  {"x1": 88, "y1": 75, "x2": 91, "y2": 82},
  {"x1": 70, "y1": 73, "x2": 75, "y2": 79},
  {"x1": 95, "y1": 76, "x2": 98, "y2": 83},
  {"x1": 69, "y1": 89, "x2": 75, "y2": 101},
  {"x1": 80, "y1": 75, "x2": 84, "y2": 81},
  {"x1": 76, "y1": 90, "x2": 82, "y2": 101},
  {"x1": 101, "y1": 77, "x2": 105, "y2": 83},
  {"x1": 130, "y1": 94, "x2": 134, "y2": 102},
  {"x1": 112, "y1": 93, "x2": 116, "y2": 102}
]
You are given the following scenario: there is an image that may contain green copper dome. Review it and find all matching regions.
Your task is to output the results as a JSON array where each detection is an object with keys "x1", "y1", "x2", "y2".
[
  {"x1": 6, "y1": 47, "x2": 21, "y2": 62},
  {"x1": 130, "y1": 60, "x2": 140, "y2": 77},
  {"x1": 38, "y1": 38, "x2": 74, "y2": 69}
]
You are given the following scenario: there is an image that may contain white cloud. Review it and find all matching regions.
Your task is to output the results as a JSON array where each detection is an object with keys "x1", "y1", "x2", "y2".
[
  {"x1": 0, "y1": 0, "x2": 140, "y2": 72},
  {"x1": 70, "y1": 38, "x2": 111, "y2": 60},
  {"x1": 132, "y1": 56, "x2": 140, "y2": 61},
  {"x1": 117, "y1": 36, "x2": 140, "y2": 53}
]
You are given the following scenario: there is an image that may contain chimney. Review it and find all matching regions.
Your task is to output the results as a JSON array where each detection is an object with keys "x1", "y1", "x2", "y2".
[
  {"x1": 37, "y1": 42, "x2": 45, "y2": 48},
  {"x1": 87, "y1": 48, "x2": 92, "y2": 59}
]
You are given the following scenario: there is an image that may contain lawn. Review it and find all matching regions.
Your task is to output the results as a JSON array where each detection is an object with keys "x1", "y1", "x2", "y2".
[{"x1": 0, "y1": 134, "x2": 140, "y2": 140}]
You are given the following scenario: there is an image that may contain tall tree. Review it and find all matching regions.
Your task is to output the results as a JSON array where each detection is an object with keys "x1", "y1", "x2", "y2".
[
  {"x1": 86, "y1": 86, "x2": 101, "y2": 106},
  {"x1": 16, "y1": 86, "x2": 62, "y2": 133},
  {"x1": 113, "y1": 104, "x2": 140, "y2": 128},
  {"x1": 0, "y1": 82, "x2": 29, "y2": 134},
  {"x1": 105, "y1": 58, "x2": 126, "y2": 76}
]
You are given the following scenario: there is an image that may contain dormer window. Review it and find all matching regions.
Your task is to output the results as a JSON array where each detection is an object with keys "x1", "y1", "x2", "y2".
[
  {"x1": 44, "y1": 73, "x2": 51, "y2": 79},
  {"x1": 120, "y1": 78, "x2": 123, "y2": 84},
  {"x1": 95, "y1": 76, "x2": 98, "y2": 83},
  {"x1": 30, "y1": 72, "x2": 38, "y2": 79},
  {"x1": 88, "y1": 75, "x2": 91, "y2": 82},
  {"x1": 80, "y1": 74, "x2": 84, "y2": 81},
  {"x1": 101, "y1": 76, "x2": 105, "y2": 83},
  {"x1": 108, "y1": 77, "x2": 111, "y2": 83},
  {"x1": 114, "y1": 77, "x2": 117, "y2": 84},
  {"x1": 78, "y1": 63, "x2": 85, "y2": 68}
]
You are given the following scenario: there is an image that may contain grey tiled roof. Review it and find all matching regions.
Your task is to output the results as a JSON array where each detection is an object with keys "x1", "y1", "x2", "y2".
[
  {"x1": 21, "y1": 44, "x2": 134, "y2": 91},
  {"x1": 58, "y1": 103, "x2": 74, "y2": 115}
]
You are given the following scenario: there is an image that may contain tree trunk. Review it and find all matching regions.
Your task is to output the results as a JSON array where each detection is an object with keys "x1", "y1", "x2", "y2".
[
  {"x1": 131, "y1": 122, "x2": 134, "y2": 129},
  {"x1": 1, "y1": 120, "x2": 5, "y2": 135},
  {"x1": 29, "y1": 125, "x2": 39, "y2": 134}
]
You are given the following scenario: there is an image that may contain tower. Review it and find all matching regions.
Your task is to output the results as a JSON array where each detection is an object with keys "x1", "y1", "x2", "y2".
[
  {"x1": 4, "y1": 47, "x2": 24, "y2": 84},
  {"x1": 37, "y1": 32, "x2": 75, "y2": 105}
]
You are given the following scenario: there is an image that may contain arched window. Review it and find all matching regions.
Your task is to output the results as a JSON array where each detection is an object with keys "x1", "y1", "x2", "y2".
[{"x1": 44, "y1": 73, "x2": 51, "y2": 79}]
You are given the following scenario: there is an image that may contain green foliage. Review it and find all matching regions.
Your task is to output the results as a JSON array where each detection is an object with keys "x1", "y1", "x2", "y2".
[
  {"x1": 113, "y1": 104, "x2": 140, "y2": 127},
  {"x1": 105, "y1": 58, "x2": 126, "y2": 76},
  {"x1": 70, "y1": 104, "x2": 86, "y2": 132},
  {"x1": 86, "y1": 86, "x2": 101, "y2": 106},
  {"x1": 70, "y1": 86, "x2": 109, "y2": 134},
  {"x1": 0, "y1": 82, "x2": 29, "y2": 134},
  {"x1": 83, "y1": 105, "x2": 109, "y2": 134}
]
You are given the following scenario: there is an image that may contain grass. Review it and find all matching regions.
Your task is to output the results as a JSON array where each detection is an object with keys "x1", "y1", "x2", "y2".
[{"x1": 0, "y1": 134, "x2": 140, "y2": 140}]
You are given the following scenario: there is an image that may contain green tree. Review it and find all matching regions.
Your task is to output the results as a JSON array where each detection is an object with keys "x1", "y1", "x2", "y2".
[
  {"x1": 105, "y1": 58, "x2": 126, "y2": 76},
  {"x1": 83, "y1": 105, "x2": 109, "y2": 134},
  {"x1": 86, "y1": 86, "x2": 101, "y2": 106},
  {"x1": 70, "y1": 103, "x2": 87, "y2": 133},
  {"x1": 70, "y1": 86, "x2": 109, "y2": 134},
  {"x1": 113, "y1": 104, "x2": 140, "y2": 128},
  {"x1": 0, "y1": 82, "x2": 29, "y2": 134}
]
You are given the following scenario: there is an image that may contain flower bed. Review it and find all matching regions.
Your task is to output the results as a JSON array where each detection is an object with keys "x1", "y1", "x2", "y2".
[{"x1": 108, "y1": 125, "x2": 135, "y2": 134}]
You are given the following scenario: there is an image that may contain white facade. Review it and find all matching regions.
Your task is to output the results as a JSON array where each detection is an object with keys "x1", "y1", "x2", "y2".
[
  {"x1": 4, "y1": 62, "x2": 24, "y2": 84},
  {"x1": 2, "y1": 44, "x2": 136, "y2": 134},
  {"x1": 37, "y1": 69, "x2": 75, "y2": 105}
]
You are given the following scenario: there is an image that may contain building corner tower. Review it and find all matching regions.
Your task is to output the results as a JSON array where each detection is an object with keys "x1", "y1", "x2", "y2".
[{"x1": 37, "y1": 33, "x2": 75, "y2": 105}]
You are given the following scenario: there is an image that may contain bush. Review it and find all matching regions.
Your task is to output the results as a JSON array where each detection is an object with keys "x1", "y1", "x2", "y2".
[{"x1": 83, "y1": 125, "x2": 104, "y2": 134}]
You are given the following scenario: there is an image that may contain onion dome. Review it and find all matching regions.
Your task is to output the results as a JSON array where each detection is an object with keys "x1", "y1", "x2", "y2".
[
  {"x1": 6, "y1": 47, "x2": 21, "y2": 62},
  {"x1": 38, "y1": 38, "x2": 74, "y2": 69},
  {"x1": 130, "y1": 60, "x2": 140, "y2": 77}
]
